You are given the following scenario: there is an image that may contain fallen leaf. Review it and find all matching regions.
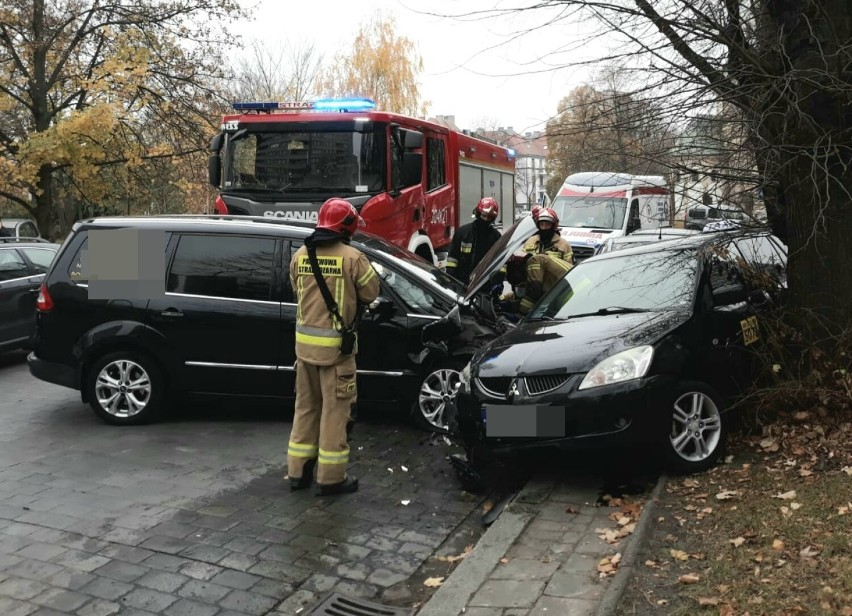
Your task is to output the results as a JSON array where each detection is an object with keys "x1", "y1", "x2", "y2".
[
  {"x1": 611, "y1": 552, "x2": 623, "y2": 566},
  {"x1": 423, "y1": 576, "x2": 444, "y2": 588},
  {"x1": 679, "y1": 573, "x2": 700, "y2": 584},
  {"x1": 565, "y1": 505, "x2": 579, "y2": 514},
  {"x1": 799, "y1": 469, "x2": 813, "y2": 477},
  {"x1": 772, "y1": 539, "x2": 785, "y2": 551},
  {"x1": 719, "y1": 604, "x2": 735, "y2": 616},
  {"x1": 436, "y1": 545, "x2": 473, "y2": 563},
  {"x1": 499, "y1": 557, "x2": 509, "y2": 564},
  {"x1": 401, "y1": 465, "x2": 409, "y2": 472},
  {"x1": 774, "y1": 490, "x2": 797, "y2": 500},
  {"x1": 698, "y1": 597, "x2": 720, "y2": 606},
  {"x1": 794, "y1": 411, "x2": 809, "y2": 420},
  {"x1": 790, "y1": 502, "x2": 802, "y2": 510},
  {"x1": 760, "y1": 437, "x2": 780, "y2": 452},
  {"x1": 716, "y1": 490, "x2": 739, "y2": 501},
  {"x1": 645, "y1": 560, "x2": 658, "y2": 568},
  {"x1": 482, "y1": 501, "x2": 494, "y2": 514},
  {"x1": 671, "y1": 549, "x2": 689, "y2": 561},
  {"x1": 729, "y1": 537, "x2": 746, "y2": 547},
  {"x1": 387, "y1": 468, "x2": 394, "y2": 473},
  {"x1": 800, "y1": 546, "x2": 820, "y2": 559},
  {"x1": 683, "y1": 478, "x2": 699, "y2": 488},
  {"x1": 657, "y1": 599, "x2": 668, "y2": 606},
  {"x1": 842, "y1": 466, "x2": 852, "y2": 476}
]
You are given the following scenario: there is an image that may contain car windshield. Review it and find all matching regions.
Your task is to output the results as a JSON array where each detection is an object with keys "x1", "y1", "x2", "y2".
[
  {"x1": 551, "y1": 196, "x2": 628, "y2": 229},
  {"x1": 223, "y1": 124, "x2": 386, "y2": 195},
  {"x1": 529, "y1": 250, "x2": 699, "y2": 320}
]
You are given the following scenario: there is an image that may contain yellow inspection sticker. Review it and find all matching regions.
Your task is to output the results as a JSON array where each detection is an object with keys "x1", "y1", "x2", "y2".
[{"x1": 740, "y1": 316, "x2": 759, "y2": 345}]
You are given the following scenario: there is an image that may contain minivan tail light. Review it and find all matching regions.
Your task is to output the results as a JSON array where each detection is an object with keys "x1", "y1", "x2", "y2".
[{"x1": 36, "y1": 283, "x2": 54, "y2": 312}]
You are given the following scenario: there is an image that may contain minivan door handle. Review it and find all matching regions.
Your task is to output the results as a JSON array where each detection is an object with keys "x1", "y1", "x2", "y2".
[{"x1": 159, "y1": 309, "x2": 184, "y2": 318}]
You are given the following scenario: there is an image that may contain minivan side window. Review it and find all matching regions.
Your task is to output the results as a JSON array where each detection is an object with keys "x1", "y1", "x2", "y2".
[
  {"x1": 20, "y1": 247, "x2": 55, "y2": 274},
  {"x1": 167, "y1": 235, "x2": 275, "y2": 302}
]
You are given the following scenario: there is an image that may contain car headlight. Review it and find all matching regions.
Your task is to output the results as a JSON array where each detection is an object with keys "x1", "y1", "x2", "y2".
[
  {"x1": 459, "y1": 362, "x2": 471, "y2": 393},
  {"x1": 578, "y1": 346, "x2": 654, "y2": 390}
]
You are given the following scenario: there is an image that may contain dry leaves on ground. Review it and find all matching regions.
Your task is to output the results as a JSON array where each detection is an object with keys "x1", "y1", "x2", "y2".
[{"x1": 423, "y1": 576, "x2": 445, "y2": 588}]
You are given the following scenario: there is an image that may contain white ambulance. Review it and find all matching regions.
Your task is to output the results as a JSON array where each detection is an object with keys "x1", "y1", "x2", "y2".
[{"x1": 550, "y1": 172, "x2": 671, "y2": 261}]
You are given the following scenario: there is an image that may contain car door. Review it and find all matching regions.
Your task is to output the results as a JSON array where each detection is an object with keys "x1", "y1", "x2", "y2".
[
  {"x1": 146, "y1": 233, "x2": 284, "y2": 398},
  {"x1": 0, "y1": 247, "x2": 40, "y2": 348}
]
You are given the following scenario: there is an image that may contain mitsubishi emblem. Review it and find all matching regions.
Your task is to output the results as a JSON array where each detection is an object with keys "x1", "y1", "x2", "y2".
[{"x1": 508, "y1": 380, "x2": 520, "y2": 399}]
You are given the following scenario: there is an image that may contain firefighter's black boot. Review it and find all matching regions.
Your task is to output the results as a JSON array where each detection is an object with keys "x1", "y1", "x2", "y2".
[
  {"x1": 316, "y1": 476, "x2": 359, "y2": 496},
  {"x1": 289, "y1": 458, "x2": 316, "y2": 491}
]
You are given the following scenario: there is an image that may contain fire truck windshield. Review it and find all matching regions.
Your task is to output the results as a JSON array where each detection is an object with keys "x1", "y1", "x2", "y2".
[
  {"x1": 551, "y1": 196, "x2": 628, "y2": 230},
  {"x1": 222, "y1": 125, "x2": 386, "y2": 196}
]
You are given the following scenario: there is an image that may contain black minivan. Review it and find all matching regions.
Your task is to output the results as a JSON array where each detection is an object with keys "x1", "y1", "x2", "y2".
[{"x1": 28, "y1": 216, "x2": 504, "y2": 426}]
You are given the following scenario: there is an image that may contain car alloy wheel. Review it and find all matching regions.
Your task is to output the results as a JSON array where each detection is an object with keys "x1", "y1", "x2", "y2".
[
  {"x1": 416, "y1": 364, "x2": 463, "y2": 432},
  {"x1": 95, "y1": 359, "x2": 152, "y2": 418},
  {"x1": 86, "y1": 350, "x2": 166, "y2": 425},
  {"x1": 669, "y1": 390, "x2": 722, "y2": 464}
]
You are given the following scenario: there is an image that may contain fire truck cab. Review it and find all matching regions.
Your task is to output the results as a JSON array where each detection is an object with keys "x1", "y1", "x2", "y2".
[
  {"x1": 550, "y1": 172, "x2": 671, "y2": 261},
  {"x1": 207, "y1": 98, "x2": 516, "y2": 265}
]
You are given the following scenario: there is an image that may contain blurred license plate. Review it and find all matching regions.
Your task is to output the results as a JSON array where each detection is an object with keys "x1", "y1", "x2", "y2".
[{"x1": 482, "y1": 405, "x2": 565, "y2": 437}]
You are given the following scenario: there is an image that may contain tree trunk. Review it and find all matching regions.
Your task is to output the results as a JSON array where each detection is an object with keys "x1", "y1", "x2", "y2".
[{"x1": 33, "y1": 165, "x2": 54, "y2": 240}]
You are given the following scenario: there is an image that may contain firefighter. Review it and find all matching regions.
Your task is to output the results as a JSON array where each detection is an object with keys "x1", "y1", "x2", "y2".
[
  {"x1": 445, "y1": 197, "x2": 501, "y2": 285},
  {"x1": 524, "y1": 207, "x2": 573, "y2": 263},
  {"x1": 500, "y1": 250, "x2": 574, "y2": 314},
  {"x1": 287, "y1": 198, "x2": 380, "y2": 496}
]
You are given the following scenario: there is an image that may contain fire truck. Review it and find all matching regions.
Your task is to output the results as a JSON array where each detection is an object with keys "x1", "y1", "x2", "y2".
[
  {"x1": 207, "y1": 98, "x2": 516, "y2": 265},
  {"x1": 550, "y1": 172, "x2": 672, "y2": 261}
]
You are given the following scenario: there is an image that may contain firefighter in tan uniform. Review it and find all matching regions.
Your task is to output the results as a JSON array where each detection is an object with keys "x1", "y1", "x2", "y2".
[{"x1": 287, "y1": 198, "x2": 380, "y2": 496}]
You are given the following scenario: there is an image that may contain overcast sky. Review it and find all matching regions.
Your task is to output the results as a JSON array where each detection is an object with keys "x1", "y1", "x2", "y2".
[{"x1": 232, "y1": 0, "x2": 608, "y2": 134}]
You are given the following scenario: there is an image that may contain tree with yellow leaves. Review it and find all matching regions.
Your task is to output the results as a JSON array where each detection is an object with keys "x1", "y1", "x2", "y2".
[
  {"x1": 321, "y1": 11, "x2": 428, "y2": 118},
  {"x1": 0, "y1": 0, "x2": 245, "y2": 238}
]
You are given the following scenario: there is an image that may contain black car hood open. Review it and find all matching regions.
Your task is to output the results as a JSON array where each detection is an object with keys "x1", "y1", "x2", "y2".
[
  {"x1": 475, "y1": 309, "x2": 690, "y2": 377},
  {"x1": 465, "y1": 215, "x2": 538, "y2": 301}
]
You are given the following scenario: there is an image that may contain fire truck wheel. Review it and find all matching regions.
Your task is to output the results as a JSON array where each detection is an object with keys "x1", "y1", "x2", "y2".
[{"x1": 411, "y1": 358, "x2": 468, "y2": 434}]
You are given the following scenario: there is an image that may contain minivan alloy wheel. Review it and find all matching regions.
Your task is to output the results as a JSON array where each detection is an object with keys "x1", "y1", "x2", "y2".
[
  {"x1": 95, "y1": 359, "x2": 152, "y2": 418},
  {"x1": 417, "y1": 365, "x2": 463, "y2": 432},
  {"x1": 669, "y1": 390, "x2": 722, "y2": 462}
]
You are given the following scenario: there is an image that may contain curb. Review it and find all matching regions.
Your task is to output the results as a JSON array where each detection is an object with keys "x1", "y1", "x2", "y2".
[
  {"x1": 596, "y1": 473, "x2": 669, "y2": 616},
  {"x1": 416, "y1": 475, "x2": 550, "y2": 616}
]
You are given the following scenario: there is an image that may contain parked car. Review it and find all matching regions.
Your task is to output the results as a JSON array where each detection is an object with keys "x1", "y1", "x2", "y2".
[
  {"x1": 0, "y1": 241, "x2": 61, "y2": 353},
  {"x1": 27, "y1": 216, "x2": 509, "y2": 427},
  {"x1": 595, "y1": 227, "x2": 699, "y2": 255},
  {"x1": 684, "y1": 205, "x2": 745, "y2": 231},
  {"x1": 0, "y1": 218, "x2": 42, "y2": 240},
  {"x1": 431, "y1": 228, "x2": 787, "y2": 478}
]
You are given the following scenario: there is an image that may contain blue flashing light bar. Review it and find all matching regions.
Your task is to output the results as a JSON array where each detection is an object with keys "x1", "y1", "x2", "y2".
[
  {"x1": 231, "y1": 98, "x2": 377, "y2": 112},
  {"x1": 507, "y1": 148, "x2": 517, "y2": 156}
]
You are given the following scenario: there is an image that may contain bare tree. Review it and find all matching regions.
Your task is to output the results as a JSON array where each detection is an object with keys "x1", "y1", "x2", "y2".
[{"x1": 228, "y1": 39, "x2": 325, "y2": 102}]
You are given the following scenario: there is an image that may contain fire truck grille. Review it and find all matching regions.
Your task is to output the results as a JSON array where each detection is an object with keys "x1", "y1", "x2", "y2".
[{"x1": 524, "y1": 374, "x2": 570, "y2": 396}]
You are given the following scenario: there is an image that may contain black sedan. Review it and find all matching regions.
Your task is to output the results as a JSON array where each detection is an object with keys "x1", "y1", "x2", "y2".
[{"x1": 438, "y1": 229, "x2": 787, "y2": 476}]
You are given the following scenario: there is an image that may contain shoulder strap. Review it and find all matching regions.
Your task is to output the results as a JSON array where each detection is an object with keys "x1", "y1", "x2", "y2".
[{"x1": 306, "y1": 243, "x2": 346, "y2": 329}]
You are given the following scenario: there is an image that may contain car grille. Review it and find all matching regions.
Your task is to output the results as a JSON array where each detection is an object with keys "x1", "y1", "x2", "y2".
[
  {"x1": 524, "y1": 374, "x2": 570, "y2": 396},
  {"x1": 571, "y1": 245, "x2": 596, "y2": 261},
  {"x1": 475, "y1": 377, "x2": 514, "y2": 398}
]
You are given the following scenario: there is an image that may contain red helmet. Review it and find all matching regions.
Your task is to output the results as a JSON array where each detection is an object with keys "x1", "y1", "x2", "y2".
[
  {"x1": 537, "y1": 207, "x2": 559, "y2": 227},
  {"x1": 316, "y1": 198, "x2": 365, "y2": 237},
  {"x1": 530, "y1": 205, "x2": 542, "y2": 221},
  {"x1": 475, "y1": 197, "x2": 499, "y2": 222}
]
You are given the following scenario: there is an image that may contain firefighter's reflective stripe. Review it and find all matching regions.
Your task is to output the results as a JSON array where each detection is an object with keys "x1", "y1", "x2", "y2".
[
  {"x1": 288, "y1": 441, "x2": 318, "y2": 458},
  {"x1": 357, "y1": 267, "x2": 376, "y2": 287},
  {"x1": 319, "y1": 447, "x2": 349, "y2": 465},
  {"x1": 527, "y1": 261, "x2": 542, "y2": 274},
  {"x1": 446, "y1": 257, "x2": 459, "y2": 268},
  {"x1": 519, "y1": 297, "x2": 535, "y2": 313},
  {"x1": 460, "y1": 242, "x2": 473, "y2": 254},
  {"x1": 296, "y1": 324, "x2": 342, "y2": 347}
]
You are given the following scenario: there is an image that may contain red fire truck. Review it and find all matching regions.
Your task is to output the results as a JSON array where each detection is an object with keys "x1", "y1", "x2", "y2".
[{"x1": 207, "y1": 98, "x2": 516, "y2": 264}]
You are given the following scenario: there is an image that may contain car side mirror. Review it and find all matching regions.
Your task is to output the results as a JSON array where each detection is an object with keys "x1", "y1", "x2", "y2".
[
  {"x1": 367, "y1": 296, "x2": 394, "y2": 317},
  {"x1": 208, "y1": 154, "x2": 221, "y2": 187},
  {"x1": 712, "y1": 284, "x2": 748, "y2": 307}
]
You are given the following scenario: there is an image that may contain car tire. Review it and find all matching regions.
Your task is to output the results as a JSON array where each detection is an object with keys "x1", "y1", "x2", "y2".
[
  {"x1": 661, "y1": 380, "x2": 727, "y2": 475},
  {"x1": 411, "y1": 358, "x2": 468, "y2": 434},
  {"x1": 85, "y1": 350, "x2": 166, "y2": 426}
]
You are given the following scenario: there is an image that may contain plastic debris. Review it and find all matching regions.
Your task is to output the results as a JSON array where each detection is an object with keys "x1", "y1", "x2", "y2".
[{"x1": 401, "y1": 500, "x2": 411, "y2": 506}]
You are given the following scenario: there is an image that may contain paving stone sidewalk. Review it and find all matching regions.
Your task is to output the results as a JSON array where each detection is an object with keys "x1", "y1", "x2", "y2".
[{"x1": 418, "y1": 469, "x2": 662, "y2": 616}]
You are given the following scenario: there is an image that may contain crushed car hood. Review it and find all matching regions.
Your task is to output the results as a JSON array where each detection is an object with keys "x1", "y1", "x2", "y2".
[
  {"x1": 475, "y1": 309, "x2": 690, "y2": 377},
  {"x1": 465, "y1": 215, "x2": 538, "y2": 301}
]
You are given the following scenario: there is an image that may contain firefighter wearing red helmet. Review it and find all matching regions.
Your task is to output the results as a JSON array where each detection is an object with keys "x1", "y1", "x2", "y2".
[
  {"x1": 445, "y1": 197, "x2": 502, "y2": 285},
  {"x1": 287, "y1": 198, "x2": 379, "y2": 496},
  {"x1": 514, "y1": 207, "x2": 573, "y2": 313}
]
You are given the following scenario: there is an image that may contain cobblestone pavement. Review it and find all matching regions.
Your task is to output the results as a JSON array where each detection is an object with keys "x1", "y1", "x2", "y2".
[{"x1": 0, "y1": 352, "x2": 486, "y2": 616}]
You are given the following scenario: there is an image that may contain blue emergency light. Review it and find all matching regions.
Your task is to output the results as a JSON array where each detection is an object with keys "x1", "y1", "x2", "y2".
[{"x1": 231, "y1": 98, "x2": 377, "y2": 112}]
